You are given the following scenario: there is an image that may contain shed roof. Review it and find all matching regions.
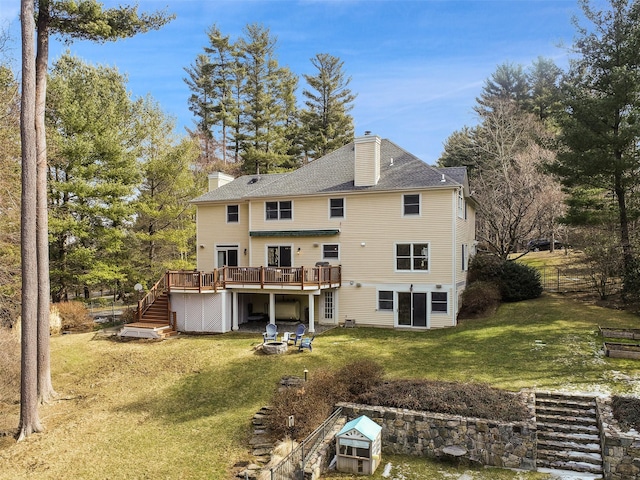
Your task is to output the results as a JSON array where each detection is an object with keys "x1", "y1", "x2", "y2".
[{"x1": 337, "y1": 415, "x2": 382, "y2": 441}]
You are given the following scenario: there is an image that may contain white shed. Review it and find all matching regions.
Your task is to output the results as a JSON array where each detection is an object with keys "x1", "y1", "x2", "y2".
[{"x1": 336, "y1": 415, "x2": 382, "y2": 475}]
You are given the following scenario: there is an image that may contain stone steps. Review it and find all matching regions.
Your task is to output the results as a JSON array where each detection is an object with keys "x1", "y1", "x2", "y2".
[{"x1": 535, "y1": 392, "x2": 603, "y2": 476}]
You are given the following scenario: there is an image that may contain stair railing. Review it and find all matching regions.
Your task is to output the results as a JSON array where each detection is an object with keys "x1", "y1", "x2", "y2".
[{"x1": 136, "y1": 274, "x2": 168, "y2": 322}]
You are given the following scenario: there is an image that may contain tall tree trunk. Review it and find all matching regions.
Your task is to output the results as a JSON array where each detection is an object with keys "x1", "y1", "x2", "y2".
[
  {"x1": 17, "y1": 0, "x2": 43, "y2": 441},
  {"x1": 36, "y1": 1, "x2": 56, "y2": 403}
]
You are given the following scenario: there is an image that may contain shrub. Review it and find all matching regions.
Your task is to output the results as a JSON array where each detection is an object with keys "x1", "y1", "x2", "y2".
[
  {"x1": 500, "y1": 261, "x2": 543, "y2": 302},
  {"x1": 356, "y1": 380, "x2": 529, "y2": 422},
  {"x1": 466, "y1": 254, "x2": 543, "y2": 303},
  {"x1": 0, "y1": 327, "x2": 20, "y2": 404},
  {"x1": 267, "y1": 360, "x2": 384, "y2": 441},
  {"x1": 458, "y1": 281, "x2": 502, "y2": 318},
  {"x1": 334, "y1": 359, "x2": 385, "y2": 398},
  {"x1": 612, "y1": 395, "x2": 640, "y2": 431},
  {"x1": 267, "y1": 384, "x2": 333, "y2": 441},
  {"x1": 49, "y1": 305, "x2": 62, "y2": 335},
  {"x1": 55, "y1": 301, "x2": 94, "y2": 331},
  {"x1": 467, "y1": 254, "x2": 504, "y2": 284}
]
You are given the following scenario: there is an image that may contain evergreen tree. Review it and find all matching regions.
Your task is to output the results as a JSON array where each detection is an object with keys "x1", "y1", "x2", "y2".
[
  {"x1": 0, "y1": 63, "x2": 21, "y2": 329},
  {"x1": 526, "y1": 56, "x2": 563, "y2": 124},
  {"x1": 129, "y1": 98, "x2": 200, "y2": 287},
  {"x1": 552, "y1": 0, "x2": 640, "y2": 294},
  {"x1": 437, "y1": 126, "x2": 479, "y2": 172},
  {"x1": 237, "y1": 24, "x2": 297, "y2": 173},
  {"x1": 47, "y1": 55, "x2": 142, "y2": 302},
  {"x1": 476, "y1": 62, "x2": 529, "y2": 113},
  {"x1": 184, "y1": 54, "x2": 217, "y2": 161},
  {"x1": 300, "y1": 53, "x2": 356, "y2": 160}
]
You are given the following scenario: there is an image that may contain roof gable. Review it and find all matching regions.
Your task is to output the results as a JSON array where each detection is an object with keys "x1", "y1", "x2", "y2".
[{"x1": 337, "y1": 415, "x2": 381, "y2": 441}]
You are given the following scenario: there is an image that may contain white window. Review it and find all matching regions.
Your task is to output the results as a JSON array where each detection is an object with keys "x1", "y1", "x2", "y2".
[
  {"x1": 396, "y1": 243, "x2": 429, "y2": 271},
  {"x1": 265, "y1": 201, "x2": 292, "y2": 220},
  {"x1": 458, "y1": 190, "x2": 465, "y2": 218},
  {"x1": 403, "y1": 194, "x2": 420, "y2": 216},
  {"x1": 378, "y1": 291, "x2": 393, "y2": 311},
  {"x1": 322, "y1": 244, "x2": 339, "y2": 260},
  {"x1": 329, "y1": 198, "x2": 344, "y2": 218},
  {"x1": 431, "y1": 291, "x2": 448, "y2": 313},
  {"x1": 227, "y1": 205, "x2": 239, "y2": 223}
]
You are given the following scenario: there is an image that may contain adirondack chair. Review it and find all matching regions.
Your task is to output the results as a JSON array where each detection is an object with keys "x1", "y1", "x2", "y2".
[
  {"x1": 298, "y1": 336, "x2": 315, "y2": 352},
  {"x1": 262, "y1": 323, "x2": 278, "y2": 342},
  {"x1": 293, "y1": 324, "x2": 306, "y2": 346}
]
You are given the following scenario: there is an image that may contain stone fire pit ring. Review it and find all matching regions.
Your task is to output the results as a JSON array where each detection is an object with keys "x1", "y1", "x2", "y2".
[{"x1": 262, "y1": 341, "x2": 288, "y2": 355}]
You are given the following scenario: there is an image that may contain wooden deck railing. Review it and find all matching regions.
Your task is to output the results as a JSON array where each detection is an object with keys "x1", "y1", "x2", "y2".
[{"x1": 166, "y1": 265, "x2": 341, "y2": 291}]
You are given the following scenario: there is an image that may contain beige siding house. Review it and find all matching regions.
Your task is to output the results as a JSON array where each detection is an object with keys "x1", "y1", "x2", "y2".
[{"x1": 177, "y1": 134, "x2": 476, "y2": 333}]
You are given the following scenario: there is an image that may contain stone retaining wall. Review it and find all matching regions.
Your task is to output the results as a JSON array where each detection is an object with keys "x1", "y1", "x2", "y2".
[
  {"x1": 597, "y1": 396, "x2": 640, "y2": 480},
  {"x1": 337, "y1": 394, "x2": 537, "y2": 471}
]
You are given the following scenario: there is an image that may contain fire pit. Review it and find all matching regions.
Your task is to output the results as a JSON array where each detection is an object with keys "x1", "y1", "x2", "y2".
[{"x1": 262, "y1": 341, "x2": 288, "y2": 355}]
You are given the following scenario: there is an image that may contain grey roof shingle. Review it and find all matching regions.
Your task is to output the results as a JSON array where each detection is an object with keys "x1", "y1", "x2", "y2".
[{"x1": 191, "y1": 138, "x2": 465, "y2": 203}]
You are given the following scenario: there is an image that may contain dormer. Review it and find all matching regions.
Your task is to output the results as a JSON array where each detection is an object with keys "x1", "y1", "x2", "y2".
[{"x1": 354, "y1": 133, "x2": 381, "y2": 187}]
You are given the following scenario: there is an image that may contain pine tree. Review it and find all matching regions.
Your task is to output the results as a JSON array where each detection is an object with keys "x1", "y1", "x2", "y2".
[
  {"x1": 300, "y1": 53, "x2": 356, "y2": 160},
  {"x1": 47, "y1": 55, "x2": 142, "y2": 301},
  {"x1": 552, "y1": 0, "x2": 640, "y2": 293}
]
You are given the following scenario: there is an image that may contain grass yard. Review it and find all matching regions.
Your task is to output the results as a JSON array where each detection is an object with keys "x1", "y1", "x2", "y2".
[{"x1": 1, "y1": 292, "x2": 640, "y2": 479}]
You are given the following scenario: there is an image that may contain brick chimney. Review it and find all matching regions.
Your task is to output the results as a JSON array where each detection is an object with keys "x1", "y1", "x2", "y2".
[
  {"x1": 354, "y1": 133, "x2": 381, "y2": 187},
  {"x1": 208, "y1": 172, "x2": 234, "y2": 191}
]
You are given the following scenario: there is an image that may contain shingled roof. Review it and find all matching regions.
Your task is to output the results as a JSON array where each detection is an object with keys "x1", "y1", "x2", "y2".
[{"x1": 191, "y1": 138, "x2": 466, "y2": 204}]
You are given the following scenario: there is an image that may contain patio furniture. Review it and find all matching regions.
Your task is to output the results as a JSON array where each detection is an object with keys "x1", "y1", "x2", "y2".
[
  {"x1": 263, "y1": 323, "x2": 278, "y2": 342},
  {"x1": 298, "y1": 336, "x2": 315, "y2": 352},
  {"x1": 293, "y1": 324, "x2": 306, "y2": 345}
]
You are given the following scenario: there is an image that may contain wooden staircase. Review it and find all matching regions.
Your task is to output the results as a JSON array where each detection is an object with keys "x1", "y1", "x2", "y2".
[
  {"x1": 119, "y1": 292, "x2": 177, "y2": 339},
  {"x1": 536, "y1": 392, "x2": 603, "y2": 477}
]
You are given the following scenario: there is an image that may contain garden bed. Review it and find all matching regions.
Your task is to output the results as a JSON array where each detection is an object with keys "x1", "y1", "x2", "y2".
[
  {"x1": 599, "y1": 326, "x2": 640, "y2": 340},
  {"x1": 603, "y1": 341, "x2": 640, "y2": 359}
]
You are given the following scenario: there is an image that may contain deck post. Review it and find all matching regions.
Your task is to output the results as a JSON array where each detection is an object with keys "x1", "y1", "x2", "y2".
[
  {"x1": 300, "y1": 266, "x2": 305, "y2": 289},
  {"x1": 269, "y1": 293, "x2": 276, "y2": 325},
  {"x1": 260, "y1": 266, "x2": 265, "y2": 289},
  {"x1": 232, "y1": 291, "x2": 239, "y2": 331},
  {"x1": 308, "y1": 293, "x2": 315, "y2": 333}
]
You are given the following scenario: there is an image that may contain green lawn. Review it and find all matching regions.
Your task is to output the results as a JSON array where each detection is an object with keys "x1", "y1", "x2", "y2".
[{"x1": 1, "y1": 293, "x2": 639, "y2": 479}]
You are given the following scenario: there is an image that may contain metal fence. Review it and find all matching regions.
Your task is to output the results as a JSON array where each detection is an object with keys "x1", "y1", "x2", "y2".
[
  {"x1": 269, "y1": 407, "x2": 343, "y2": 480},
  {"x1": 537, "y1": 266, "x2": 621, "y2": 295}
]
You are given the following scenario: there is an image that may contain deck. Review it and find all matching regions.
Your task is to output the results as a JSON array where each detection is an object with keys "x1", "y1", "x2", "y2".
[{"x1": 167, "y1": 265, "x2": 341, "y2": 292}]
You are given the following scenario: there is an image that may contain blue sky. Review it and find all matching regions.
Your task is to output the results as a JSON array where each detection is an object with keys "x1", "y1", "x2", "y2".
[{"x1": 2, "y1": 0, "x2": 589, "y2": 164}]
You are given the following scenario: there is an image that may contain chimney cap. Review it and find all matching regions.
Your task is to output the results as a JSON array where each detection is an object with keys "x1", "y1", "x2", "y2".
[{"x1": 364, "y1": 130, "x2": 371, "y2": 136}]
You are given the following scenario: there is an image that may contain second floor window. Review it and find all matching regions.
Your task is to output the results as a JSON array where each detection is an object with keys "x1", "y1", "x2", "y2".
[
  {"x1": 396, "y1": 243, "x2": 429, "y2": 271},
  {"x1": 330, "y1": 198, "x2": 344, "y2": 218},
  {"x1": 265, "y1": 201, "x2": 292, "y2": 220},
  {"x1": 227, "y1": 205, "x2": 239, "y2": 223},
  {"x1": 403, "y1": 194, "x2": 420, "y2": 215}
]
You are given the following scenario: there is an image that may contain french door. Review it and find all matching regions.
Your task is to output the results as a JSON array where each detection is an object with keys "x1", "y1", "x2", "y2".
[{"x1": 398, "y1": 292, "x2": 427, "y2": 327}]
